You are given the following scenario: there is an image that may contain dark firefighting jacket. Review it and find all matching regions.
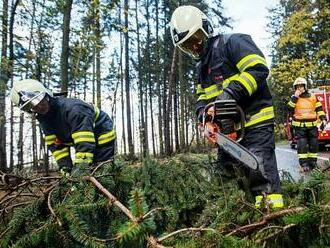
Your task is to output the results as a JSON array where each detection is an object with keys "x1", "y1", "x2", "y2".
[
  {"x1": 196, "y1": 33, "x2": 274, "y2": 128},
  {"x1": 287, "y1": 92, "x2": 326, "y2": 127},
  {"x1": 37, "y1": 97, "x2": 116, "y2": 168}
]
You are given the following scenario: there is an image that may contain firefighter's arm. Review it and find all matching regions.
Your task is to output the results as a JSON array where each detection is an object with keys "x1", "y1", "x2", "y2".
[
  {"x1": 287, "y1": 95, "x2": 298, "y2": 112},
  {"x1": 196, "y1": 84, "x2": 207, "y2": 122},
  {"x1": 316, "y1": 99, "x2": 326, "y2": 121},
  {"x1": 68, "y1": 105, "x2": 96, "y2": 166},
  {"x1": 44, "y1": 134, "x2": 73, "y2": 170},
  {"x1": 224, "y1": 34, "x2": 269, "y2": 101}
]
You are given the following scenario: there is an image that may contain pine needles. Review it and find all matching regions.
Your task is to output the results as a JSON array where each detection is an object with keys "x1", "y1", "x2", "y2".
[{"x1": 0, "y1": 154, "x2": 329, "y2": 247}]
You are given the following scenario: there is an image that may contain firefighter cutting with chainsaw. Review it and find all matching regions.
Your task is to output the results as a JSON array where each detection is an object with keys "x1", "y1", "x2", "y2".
[
  {"x1": 287, "y1": 77, "x2": 327, "y2": 172},
  {"x1": 10, "y1": 79, "x2": 116, "y2": 177},
  {"x1": 170, "y1": 5, "x2": 283, "y2": 208}
]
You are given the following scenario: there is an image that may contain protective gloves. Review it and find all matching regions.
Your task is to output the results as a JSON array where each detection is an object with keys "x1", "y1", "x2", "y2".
[
  {"x1": 216, "y1": 91, "x2": 236, "y2": 134},
  {"x1": 71, "y1": 164, "x2": 90, "y2": 178},
  {"x1": 59, "y1": 167, "x2": 71, "y2": 178},
  {"x1": 216, "y1": 90, "x2": 234, "y2": 101}
]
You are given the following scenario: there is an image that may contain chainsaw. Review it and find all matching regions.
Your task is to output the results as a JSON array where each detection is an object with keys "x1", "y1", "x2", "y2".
[{"x1": 202, "y1": 100, "x2": 259, "y2": 170}]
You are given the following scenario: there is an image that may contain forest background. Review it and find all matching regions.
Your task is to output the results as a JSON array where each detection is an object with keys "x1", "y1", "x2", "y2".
[{"x1": 0, "y1": 0, "x2": 329, "y2": 172}]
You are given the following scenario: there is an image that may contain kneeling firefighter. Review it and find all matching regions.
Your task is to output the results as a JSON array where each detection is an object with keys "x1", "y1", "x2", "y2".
[
  {"x1": 10, "y1": 79, "x2": 116, "y2": 176},
  {"x1": 170, "y1": 5, "x2": 283, "y2": 208}
]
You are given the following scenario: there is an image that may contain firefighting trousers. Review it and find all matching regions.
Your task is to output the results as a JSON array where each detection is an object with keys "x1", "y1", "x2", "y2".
[
  {"x1": 217, "y1": 125, "x2": 281, "y2": 195},
  {"x1": 94, "y1": 114, "x2": 116, "y2": 164},
  {"x1": 94, "y1": 140, "x2": 115, "y2": 163},
  {"x1": 295, "y1": 126, "x2": 318, "y2": 168}
]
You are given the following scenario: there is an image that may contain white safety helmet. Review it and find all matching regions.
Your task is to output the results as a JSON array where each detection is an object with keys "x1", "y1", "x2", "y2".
[
  {"x1": 10, "y1": 79, "x2": 53, "y2": 112},
  {"x1": 293, "y1": 77, "x2": 308, "y2": 90},
  {"x1": 170, "y1": 5, "x2": 213, "y2": 59}
]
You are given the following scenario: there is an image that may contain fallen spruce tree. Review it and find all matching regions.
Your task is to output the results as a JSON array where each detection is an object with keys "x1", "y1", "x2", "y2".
[{"x1": 0, "y1": 153, "x2": 329, "y2": 247}]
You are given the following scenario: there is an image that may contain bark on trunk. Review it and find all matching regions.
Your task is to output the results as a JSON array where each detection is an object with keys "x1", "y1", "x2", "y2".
[{"x1": 60, "y1": 0, "x2": 73, "y2": 92}]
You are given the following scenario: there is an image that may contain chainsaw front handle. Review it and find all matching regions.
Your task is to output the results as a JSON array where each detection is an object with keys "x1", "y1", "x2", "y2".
[{"x1": 203, "y1": 100, "x2": 246, "y2": 142}]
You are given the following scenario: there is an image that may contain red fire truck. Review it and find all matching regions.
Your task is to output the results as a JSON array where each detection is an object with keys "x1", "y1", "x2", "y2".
[{"x1": 285, "y1": 80, "x2": 330, "y2": 150}]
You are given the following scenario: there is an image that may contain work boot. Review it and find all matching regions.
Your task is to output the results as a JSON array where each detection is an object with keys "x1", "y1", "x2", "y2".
[
  {"x1": 309, "y1": 161, "x2": 317, "y2": 170},
  {"x1": 255, "y1": 193, "x2": 284, "y2": 209}
]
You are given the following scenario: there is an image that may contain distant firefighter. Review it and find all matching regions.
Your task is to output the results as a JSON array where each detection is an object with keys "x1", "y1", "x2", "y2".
[{"x1": 287, "y1": 77, "x2": 327, "y2": 172}]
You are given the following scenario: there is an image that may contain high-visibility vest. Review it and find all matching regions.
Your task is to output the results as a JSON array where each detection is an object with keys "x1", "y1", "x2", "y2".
[{"x1": 294, "y1": 95, "x2": 317, "y2": 120}]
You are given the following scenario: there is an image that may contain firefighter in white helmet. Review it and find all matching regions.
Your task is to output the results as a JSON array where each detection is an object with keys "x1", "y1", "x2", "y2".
[
  {"x1": 11, "y1": 79, "x2": 116, "y2": 176},
  {"x1": 170, "y1": 5, "x2": 283, "y2": 209},
  {"x1": 287, "y1": 77, "x2": 327, "y2": 172}
]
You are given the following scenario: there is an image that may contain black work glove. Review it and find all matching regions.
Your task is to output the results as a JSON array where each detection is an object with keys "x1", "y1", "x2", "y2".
[
  {"x1": 71, "y1": 164, "x2": 90, "y2": 178},
  {"x1": 197, "y1": 107, "x2": 213, "y2": 124},
  {"x1": 197, "y1": 108, "x2": 204, "y2": 123},
  {"x1": 216, "y1": 91, "x2": 236, "y2": 133},
  {"x1": 216, "y1": 90, "x2": 233, "y2": 101},
  {"x1": 59, "y1": 167, "x2": 72, "y2": 178},
  {"x1": 320, "y1": 120, "x2": 327, "y2": 131},
  {"x1": 220, "y1": 119, "x2": 235, "y2": 134}
]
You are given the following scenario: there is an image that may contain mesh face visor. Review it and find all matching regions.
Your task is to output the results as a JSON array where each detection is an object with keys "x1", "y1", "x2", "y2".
[
  {"x1": 19, "y1": 91, "x2": 46, "y2": 112},
  {"x1": 178, "y1": 29, "x2": 208, "y2": 59}
]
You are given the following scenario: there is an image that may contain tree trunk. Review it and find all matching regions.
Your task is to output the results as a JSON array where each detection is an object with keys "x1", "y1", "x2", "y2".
[
  {"x1": 135, "y1": 0, "x2": 147, "y2": 157},
  {"x1": 124, "y1": 0, "x2": 134, "y2": 156},
  {"x1": 146, "y1": 0, "x2": 156, "y2": 155},
  {"x1": 174, "y1": 79, "x2": 179, "y2": 152},
  {"x1": 31, "y1": 116, "x2": 38, "y2": 170},
  {"x1": 164, "y1": 48, "x2": 177, "y2": 156},
  {"x1": 178, "y1": 51, "x2": 186, "y2": 150},
  {"x1": 155, "y1": 0, "x2": 163, "y2": 156},
  {"x1": 0, "y1": 0, "x2": 8, "y2": 172},
  {"x1": 119, "y1": 5, "x2": 126, "y2": 154},
  {"x1": 94, "y1": 0, "x2": 101, "y2": 108},
  {"x1": 60, "y1": 0, "x2": 73, "y2": 92},
  {"x1": 17, "y1": 113, "x2": 24, "y2": 169},
  {"x1": 8, "y1": 0, "x2": 21, "y2": 171}
]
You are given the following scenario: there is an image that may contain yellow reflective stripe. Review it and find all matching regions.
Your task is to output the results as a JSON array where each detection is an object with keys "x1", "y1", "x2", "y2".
[
  {"x1": 235, "y1": 72, "x2": 257, "y2": 95},
  {"x1": 291, "y1": 120, "x2": 317, "y2": 127},
  {"x1": 223, "y1": 74, "x2": 239, "y2": 88},
  {"x1": 72, "y1": 131, "x2": 94, "y2": 139},
  {"x1": 72, "y1": 131, "x2": 95, "y2": 144},
  {"x1": 45, "y1": 135, "x2": 56, "y2": 145},
  {"x1": 74, "y1": 137, "x2": 95, "y2": 143},
  {"x1": 197, "y1": 94, "x2": 207, "y2": 101},
  {"x1": 307, "y1": 153, "x2": 317, "y2": 158},
  {"x1": 267, "y1": 194, "x2": 284, "y2": 208},
  {"x1": 245, "y1": 106, "x2": 274, "y2": 127},
  {"x1": 75, "y1": 152, "x2": 94, "y2": 158},
  {"x1": 298, "y1": 153, "x2": 308, "y2": 159},
  {"x1": 317, "y1": 111, "x2": 325, "y2": 116},
  {"x1": 316, "y1": 102, "x2": 322, "y2": 108},
  {"x1": 196, "y1": 84, "x2": 205, "y2": 95},
  {"x1": 53, "y1": 147, "x2": 70, "y2": 161},
  {"x1": 255, "y1": 194, "x2": 284, "y2": 208},
  {"x1": 98, "y1": 130, "x2": 116, "y2": 145},
  {"x1": 288, "y1": 101, "x2": 296, "y2": 108},
  {"x1": 45, "y1": 134, "x2": 56, "y2": 141},
  {"x1": 74, "y1": 152, "x2": 94, "y2": 164},
  {"x1": 197, "y1": 84, "x2": 222, "y2": 100},
  {"x1": 236, "y1": 54, "x2": 267, "y2": 72}
]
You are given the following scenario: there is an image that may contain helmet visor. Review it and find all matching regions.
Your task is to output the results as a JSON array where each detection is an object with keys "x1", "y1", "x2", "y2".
[
  {"x1": 19, "y1": 91, "x2": 46, "y2": 112},
  {"x1": 178, "y1": 29, "x2": 208, "y2": 59}
]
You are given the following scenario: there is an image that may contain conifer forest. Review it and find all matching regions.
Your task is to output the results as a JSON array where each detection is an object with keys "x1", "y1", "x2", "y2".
[{"x1": 0, "y1": 0, "x2": 329, "y2": 247}]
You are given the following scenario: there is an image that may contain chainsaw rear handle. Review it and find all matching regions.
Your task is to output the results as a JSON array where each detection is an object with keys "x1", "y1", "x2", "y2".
[{"x1": 203, "y1": 100, "x2": 246, "y2": 142}]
